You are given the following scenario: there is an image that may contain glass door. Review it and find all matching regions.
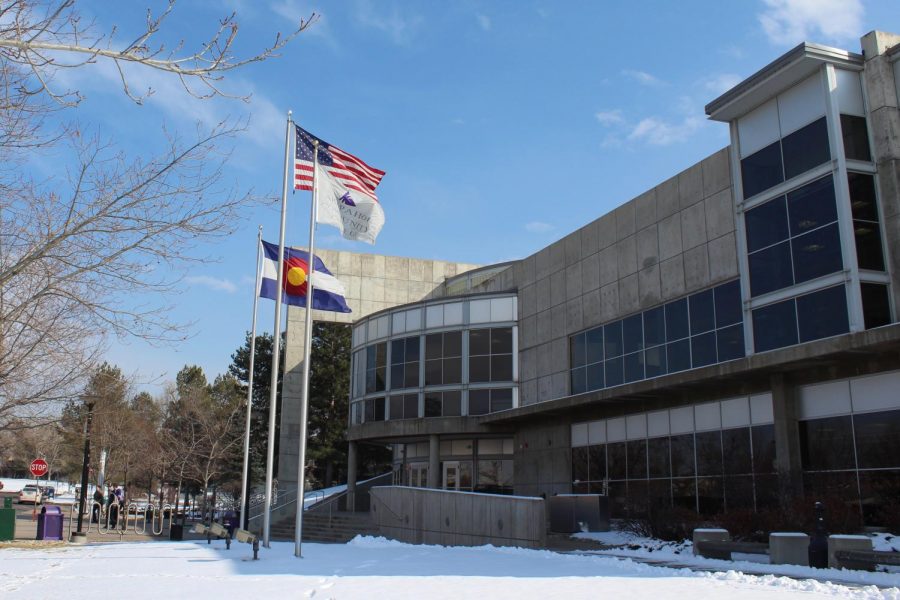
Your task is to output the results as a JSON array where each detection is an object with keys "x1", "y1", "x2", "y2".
[{"x1": 443, "y1": 461, "x2": 460, "y2": 491}]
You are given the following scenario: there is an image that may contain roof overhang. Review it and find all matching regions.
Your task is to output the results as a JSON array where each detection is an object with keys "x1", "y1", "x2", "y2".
[{"x1": 706, "y1": 42, "x2": 864, "y2": 123}]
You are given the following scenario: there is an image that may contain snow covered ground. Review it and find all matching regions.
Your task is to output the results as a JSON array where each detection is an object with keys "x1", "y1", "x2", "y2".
[{"x1": 1, "y1": 536, "x2": 898, "y2": 599}]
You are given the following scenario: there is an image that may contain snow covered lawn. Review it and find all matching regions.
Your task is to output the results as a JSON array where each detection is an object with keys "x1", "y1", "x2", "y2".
[{"x1": 1, "y1": 536, "x2": 898, "y2": 599}]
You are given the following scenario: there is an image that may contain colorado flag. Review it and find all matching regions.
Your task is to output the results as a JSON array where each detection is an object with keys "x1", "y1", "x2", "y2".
[{"x1": 259, "y1": 240, "x2": 351, "y2": 313}]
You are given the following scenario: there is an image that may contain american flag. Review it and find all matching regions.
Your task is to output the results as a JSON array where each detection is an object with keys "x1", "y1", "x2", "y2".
[{"x1": 294, "y1": 126, "x2": 385, "y2": 200}]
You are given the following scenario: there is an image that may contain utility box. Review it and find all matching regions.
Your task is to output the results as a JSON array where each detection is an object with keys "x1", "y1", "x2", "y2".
[
  {"x1": 36, "y1": 505, "x2": 64, "y2": 541},
  {"x1": 0, "y1": 502, "x2": 15, "y2": 541}
]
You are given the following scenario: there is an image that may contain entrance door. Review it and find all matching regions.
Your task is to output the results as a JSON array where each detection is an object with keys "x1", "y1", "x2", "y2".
[
  {"x1": 443, "y1": 461, "x2": 460, "y2": 491},
  {"x1": 408, "y1": 463, "x2": 428, "y2": 488}
]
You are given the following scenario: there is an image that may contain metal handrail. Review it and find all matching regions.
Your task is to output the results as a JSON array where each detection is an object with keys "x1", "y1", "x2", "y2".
[{"x1": 369, "y1": 492, "x2": 404, "y2": 523}]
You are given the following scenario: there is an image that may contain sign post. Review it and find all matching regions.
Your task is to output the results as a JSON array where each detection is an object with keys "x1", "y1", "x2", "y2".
[{"x1": 30, "y1": 459, "x2": 48, "y2": 520}]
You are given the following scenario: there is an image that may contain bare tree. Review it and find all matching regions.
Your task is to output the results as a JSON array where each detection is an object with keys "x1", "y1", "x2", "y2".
[{"x1": 0, "y1": 1, "x2": 314, "y2": 429}]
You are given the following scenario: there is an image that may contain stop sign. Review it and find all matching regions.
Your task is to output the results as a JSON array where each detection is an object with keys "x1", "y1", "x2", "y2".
[{"x1": 30, "y1": 458, "x2": 48, "y2": 478}]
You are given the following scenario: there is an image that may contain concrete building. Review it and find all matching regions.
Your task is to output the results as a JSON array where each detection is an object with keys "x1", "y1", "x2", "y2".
[{"x1": 278, "y1": 31, "x2": 900, "y2": 525}]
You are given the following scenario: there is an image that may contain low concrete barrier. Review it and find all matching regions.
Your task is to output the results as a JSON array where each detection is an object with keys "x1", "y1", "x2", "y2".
[
  {"x1": 692, "y1": 528, "x2": 730, "y2": 556},
  {"x1": 769, "y1": 532, "x2": 809, "y2": 566},
  {"x1": 827, "y1": 534, "x2": 873, "y2": 569},
  {"x1": 370, "y1": 486, "x2": 546, "y2": 549}
]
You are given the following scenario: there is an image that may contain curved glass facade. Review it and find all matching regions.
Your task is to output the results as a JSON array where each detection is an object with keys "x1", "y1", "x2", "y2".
[{"x1": 349, "y1": 294, "x2": 519, "y2": 425}]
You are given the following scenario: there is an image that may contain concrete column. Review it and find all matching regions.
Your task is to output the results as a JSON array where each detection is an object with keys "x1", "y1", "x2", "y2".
[
  {"x1": 428, "y1": 435, "x2": 441, "y2": 489},
  {"x1": 771, "y1": 373, "x2": 803, "y2": 507},
  {"x1": 347, "y1": 440, "x2": 358, "y2": 512}
]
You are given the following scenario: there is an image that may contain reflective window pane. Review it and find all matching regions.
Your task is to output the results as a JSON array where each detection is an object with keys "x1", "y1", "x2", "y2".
[
  {"x1": 469, "y1": 355, "x2": 490, "y2": 383},
  {"x1": 791, "y1": 223, "x2": 843, "y2": 284},
  {"x1": 443, "y1": 357, "x2": 461, "y2": 384},
  {"x1": 604, "y1": 321, "x2": 623, "y2": 358},
  {"x1": 665, "y1": 298, "x2": 689, "y2": 341},
  {"x1": 848, "y1": 172, "x2": 879, "y2": 221},
  {"x1": 605, "y1": 356, "x2": 624, "y2": 387},
  {"x1": 585, "y1": 328, "x2": 604, "y2": 364},
  {"x1": 861, "y1": 283, "x2": 891, "y2": 329},
  {"x1": 469, "y1": 389, "x2": 490, "y2": 415},
  {"x1": 425, "y1": 334, "x2": 442, "y2": 358},
  {"x1": 741, "y1": 140, "x2": 784, "y2": 199},
  {"x1": 586, "y1": 363, "x2": 604, "y2": 391},
  {"x1": 572, "y1": 447, "x2": 588, "y2": 482},
  {"x1": 749, "y1": 241, "x2": 793, "y2": 296},
  {"x1": 714, "y1": 280, "x2": 742, "y2": 328},
  {"x1": 786, "y1": 175, "x2": 836, "y2": 237},
  {"x1": 643, "y1": 306, "x2": 665, "y2": 347},
  {"x1": 648, "y1": 437, "x2": 671, "y2": 478},
  {"x1": 691, "y1": 331, "x2": 716, "y2": 368},
  {"x1": 666, "y1": 339, "x2": 691, "y2": 373},
  {"x1": 782, "y1": 117, "x2": 830, "y2": 180},
  {"x1": 424, "y1": 359, "x2": 441, "y2": 386},
  {"x1": 443, "y1": 391, "x2": 461, "y2": 416},
  {"x1": 627, "y1": 439, "x2": 648, "y2": 479},
  {"x1": 689, "y1": 290, "x2": 715, "y2": 335},
  {"x1": 853, "y1": 409, "x2": 900, "y2": 469},
  {"x1": 588, "y1": 444, "x2": 606, "y2": 481},
  {"x1": 644, "y1": 345, "x2": 667, "y2": 378},
  {"x1": 404, "y1": 394, "x2": 418, "y2": 418},
  {"x1": 854, "y1": 221, "x2": 885, "y2": 271},
  {"x1": 405, "y1": 336, "x2": 420, "y2": 361},
  {"x1": 491, "y1": 328, "x2": 513, "y2": 354},
  {"x1": 670, "y1": 434, "x2": 695, "y2": 477},
  {"x1": 491, "y1": 354, "x2": 513, "y2": 381},
  {"x1": 753, "y1": 298, "x2": 798, "y2": 352},
  {"x1": 623, "y1": 314, "x2": 644, "y2": 354},
  {"x1": 391, "y1": 339, "x2": 405, "y2": 365},
  {"x1": 444, "y1": 331, "x2": 462, "y2": 357},
  {"x1": 841, "y1": 114, "x2": 872, "y2": 162},
  {"x1": 716, "y1": 324, "x2": 745, "y2": 362},
  {"x1": 491, "y1": 389, "x2": 513, "y2": 412},
  {"x1": 672, "y1": 477, "x2": 697, "y2": 511},
  {"x1": 470, "y1": 328, "x2": 490, "y2": 356},
  {"x1": 696, "y1": 431, "x2": 723, "y2": 476},
  {"x1": 624, "y1": 351, "x2": 645, "y2": 383},
  {"x1": 722, "y1": 428, "x2": 752, "y2": 475},
  {"x1": 424, "y1": 393, "x2": 441, "y2": 418},
  {"x1": 607, "y1": 442, "x2": 626, "y2": 479},
  {"x1": 799, "y1": 415, "x2": 855, "y2": 470},
  {"x1": 751, "y1": 425, "x2": 776, "y2": 474},
  {"x1": 572, "y1": 333, "x2": 586, "y2": 368},
  {"x1": 746, "y1": 195, "x2": 789, "y2": 253},
  {"x1": 796, "y1": 285, "x2": 849, "y2": 343}
]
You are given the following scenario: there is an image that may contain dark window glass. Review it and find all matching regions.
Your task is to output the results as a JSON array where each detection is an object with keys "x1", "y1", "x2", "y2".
[
  {"x1": 444, "y1": 331, "x2": 462, "y2": 357},
  {"x1": 585, "y1": 328, "x2": 604, "y2": 364},
  {"x1": 644, "y1": 345, "x2": 667, "y2": 378},
  {"x1": 796, "y1": 285, "x2": 849, "y2": 343},
  {"x1": 858, "y1": 470, "x2": 900, "y2": 526},
  {"x1": 424, "y1": 359, "x2": 441, "y2": 386},
  {"x1": 468, "y1": 390, "x2": 490, "y2": 415},
  {"x1": 391, "y1": 339, "x2": 405, "y2": 365},
  {"x1": 443, "y1": 357, "x2": 461, "y2": 384},
  {"x1": 697, "y1": 476, "x2": 725, "y2": 516},
  {"x1": 425, "y1": 334, "x2": 442, "y2": 359},
  {"x1": 605, "y1": 357, "x2": 624, "y2": 387},
  {"x1": 572, "y1": 447, "x2": 589, "y2": 483},
  {"x1": 689, "y1": 289, "x2": 715, "y2": 335},
  {"x1": 608, "y1": 481, "x2": 627, "y2": 517},
  {"x1": 691, "y1": 332, "x2": 716, "y2": 368},
  {"x1": 572, "y1": 333, "x2": 587, "y2": 368},
  {"x1": 666, "y1": 339, "x2": 691, "y2": 373},
  {"x1": 841, "y1": 114, "x2": 872, "y2": 162},
  {"x1": 854, "y1": 410, "x2": 900, "y2": 469},
  {"x1": 491, "y1": 388, "x2": 513, "y2": 412},
  {"x1": 741, "y1": 140, "x2": 784, "y2": 199},
  {"x1": 375, "y1": 367, "x2": 386, "y2": 392},
  {"x1": 586, "y1": 363, "x2": 604, "y2": 391},
  {"x1": 604, "y1": 321, "x2": 623, "y2": 357},
  {"x1": 786, "y1": 175, "x2": 836, "y2": 236},
  {"x1": 389, "y1": 396, "x2": 403, "y2": 420},
  {"x1": 751, "y1": 425, "x2": 776, "y2": 474},
  {"x1": 848, "y1": 172, "x2": 879, "y2": 221},
  {"x1": 861, "y1": 283, "x2": 891, "y2": 329},
  {"x1": 722, "y1": 428, "x2": 752, "y2": 475},
  {"x1": 637, "y1": 309, "x2": 662, "y2": 352},
  {"x1": 714, "y1": 280, "x2": 742, "y2": 328},
  {"x1": 803, "y1": 471, "x2": 859, "y2": 511},
  {"x1": 424, "y1": 393, "x2": 441, "y2": 418},
  {"x1": 716, "y1": 324, "x2": 745, "y2": 362},
  {"x1": 648, "y1": 479, "x2": 672, "y2": 509},
  {"x1": 364, "y1": 398, "x2": 374, "y2": 422},
  {"x1": 405, "y1": 336, "x2": 420, "y2": 361},
  {"x1": 665, "y1": 298, "x2": 689, "y2": 341},
  {"x1": 695, "y1": 431, "x2": 723, "y2": 476},
  {"x1": 791, "y1": 223, "x2": 843, "y2": 284},
  {"x1": 753, "y1": 299, "x2": 798, "y2": 352},
  {"x1": 748, "y1": 241, "x2": 793, "y2": 296},
  {"x1": 492, "y1": 328, "x2": 513, "y2": 354},
  {"x1": 623, "y1": 314, "x2": 644, "y2": 354},
  {"x1": 672, "y1": 477, "x2": 697, "y2": 511},
  {"x1": 588, "y1": 445, "x2": 606, "y2": 481},
  {"x1": 755, "y1": 474, "x2": 779, "y2": 508},
  {"x1": 491, "y1": 355, "x2": 513, "y2": 381},
  {"x1": 443, "y1": 391, "x2": 461, "y2": 416},
  {"x1": 627, "y1": 479, "x2": 649, "y2": 516},
  {"x1": 782, "y1": 117, "x2": 830, "y2": 180},
  {"x1": 627, "y1": 440, "x2": 648, "y2": 479},
  {"x1": 469, "y1": 356, "x2": 490, "y2": 383},
  {"x1": 404, "y1": 363, "x2": 419, "y2": 388},
  {"x1": 670, "y1": 434, "x2": 695, "y2": 477},
  {"x1": 404, "y1": 394, "x2": 418, "y2": 419},
  {"x1": 470, "y1": 328, "x2": 491, "y2": 356},
  {"x1": 746, "y1": 195, "x2": 789, "y2": 253},
  {"x1": 724, "y1": 475, "x2": 755, "y2": 510},
  {"x1": 390, "y1": 364, "x2": 404, "y2": 389},
  {"x1": 607, "y1": 442, "x2": 627, "y2": 479},
  {"x1": 855, "y1": 221, "x2": 885, "y2": 271},
  {"x1": 648, "y1": 437, "x2": 671, "y2": 478},
  {"x1": 624, "y1": 351, "x2": 645, "y2": 383},
  {"x1": 799, "y1": 415, "x2": 855, "y2": 470}
]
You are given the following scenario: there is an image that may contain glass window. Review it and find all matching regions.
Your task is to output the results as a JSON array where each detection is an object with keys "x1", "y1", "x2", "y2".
[
  {"x1": 748, "y1": 241, "x2": 794, "y2": 296},
  {"x1": 648, "y1": 478, "x2": 672, "y2": 508},
  {"x1": 364, "y1": 397, "x2": 385, "y2": 422},
  {"x1": 644, "y1": 345, "x2": 667, "y2": 378},
  {"x1": 716, "y1": 324, "x2": 745, "y2": 362},
  {"x1": 666, "y1": 339, "x2": 691, "y2": 373},
  {"x1": 753, "y1": 298, "x2": 798, "y2": 352},
  {"x1": 624, "y1": 351, "x2": 644, "y2": 383},
  {"x1": 390, "y1": 337, "x2": 420, "y2": 390},
  {"x1": 643, "y1": 306, "x2": 665, "y2": 347},
  {"x1": 623, "y1": 314, "x2": 644, "y2": 354},
  {"x1": 796, "y1": 285, "x2": 849, "y2": 343},
  {"x1": 746, "y1": 195, "x2": 789, "y2": 253},
  {"x1": 741, "y1": 140, "x2": 784, "y2": 199},
  {"x1": 627, "y1": 439, "x2": 648, "y2": 479},
  {"x1": 781, "y1": 117, "x2": 830, "y2": 180},
  {"x1": 665, "y1": 298, "x2": 689, "y2": 341},
  {"x1": 586, "y1": 328, "x2": 604, "y2": 364},
  {"x1": 722, "y1": 428, "x2": 752, "y2": 475},
  {"x1": 571, "y1": 334, "x2": 586, "y2": 368},
  {"x1": 469, "y1": 356, "x2": 490, "y2": 383},
  {"x1": 443, "y1": 391, "x2": 461, "y2": 416},
  {"x1": 605, "y1": 356, "x2": 624, "y2": 387},
  {"x1": 365, "y1": 343, "x2": 387, "y2": 393},
  {"x1": 492, "y1": 328, "x2": 513, "y2": 354},
  {"x1": 848, "y1": 172, "x2": 879, "y2": 221},
  {"x1": 799, "y1": 415, "x2": 855, "y2": 471},
  {"x1": 468, "y1": 389, "x2": 490, "y2": 416},
  {"x1": 849, "y1": 173, "x2": 885, "y2": 272},
  {"x1": 724, "y1": 475, "x2": 755, "y2": 510},
  {"x1": 572, "y1": 447, "x2": 589, "y2": 482},
  {"x1": 672, "y1": 477, "x2": 697, "y2": 511},
  {"x1": 444, "y1": 331, "x2": 462, "y2": 357},
  {"x1": 670, "y1": 434, "x2": 695, "y2": 477},
  {"x1": 861, "y1": 283, "x2": 891, "y2": 329},
  {"x1": 607, "y1": 442, "x2": 626, "y2": 479},
  {"x1": 697, "y1": 476, "x2": 724, "y2": 516},
  {"x1": 470, "y1": 328, "x2": 491, "y2": 356},
  {"x1": 570, "y1": 367, "x2": 586, "y2": 395},
  {"x1": 604, "y1": 321, "x2": 623, "y2": 358},
  {"x1": 691, "y1": 332, "x2": 716, "y2": 368},
  {"x1": 786, "y1": 175, "x2": 837, "y2": 237},
  {"x1": 389, "y1": 396, "x2": 403, "y2": 420},
  {"x1": 491, "y1": 388, "x2": 513, "y2": 412},
  {"x1": 588, "y1": 444, "x2": 606, "y2": 481},
  {"x1": 491, "y1": 354, "x2": 513, "y2": 381},
  {"x1": 714, "y1": 280, "x2": 742, "y2": 328},
  {"x1": 404, "y1": 394, "x2": 418, "y2": 419},
  {"x1": 791, "y1": 223, "x2": 843, "y2": 284},
  {"x1": 689, "y1": 289, "x2": 715, "y2": 335},
  {"x1": 695, "y1": 431, "x2": 723, "y2": 476},
  {"x1": 841, "y1": 114, "x2": 872, "y2": 162},
  {"x1": 853, "y1": 409, "x2": 900, "y2": 469},
  {"x1": 424, "y1": 393, "x2": 441, "y2": 418},
  {"x1": 586, "y1": 363, "x2": 604, "y2": 390},
  {"x1": 751, "y1": 425, "x2": 776, "y2": 474},
  {"x1": 648, "y1": 437, "x2": 671, "y2": 478}
]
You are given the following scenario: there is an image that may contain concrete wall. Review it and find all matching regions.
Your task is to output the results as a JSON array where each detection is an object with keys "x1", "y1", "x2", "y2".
[
  {"x1": 513, "y1": 147, "x2": 737, "y2": 406},
  {"x1": 278, "y1": 251, "x2": 480, "y2": 486},
  {"x1": 369, "y1": 486, "x2": 546, "y2": 548},
  {"x1": 512, "y1": 417, "x2": 572, "y2": 499}
]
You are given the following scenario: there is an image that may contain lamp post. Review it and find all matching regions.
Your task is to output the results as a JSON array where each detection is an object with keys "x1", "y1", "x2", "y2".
[{"x1": 70, "y1": 401, "x2": 95, "y2": 544}]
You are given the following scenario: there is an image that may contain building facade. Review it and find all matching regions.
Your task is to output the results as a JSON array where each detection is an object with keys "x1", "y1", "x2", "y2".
[{"x1": 281, "y1": 31, "x2": 900, "y2": 524}]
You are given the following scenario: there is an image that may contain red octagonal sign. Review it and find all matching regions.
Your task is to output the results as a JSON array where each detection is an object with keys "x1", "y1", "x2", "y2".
[{"x1": 30, "y1": 458, "x2": 48, "y2": 478}]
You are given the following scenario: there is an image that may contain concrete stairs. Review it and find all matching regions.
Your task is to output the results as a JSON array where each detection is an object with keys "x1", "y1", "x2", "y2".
[{"x1": 270, "y1": 510, "x2": 379, "y2": 543}]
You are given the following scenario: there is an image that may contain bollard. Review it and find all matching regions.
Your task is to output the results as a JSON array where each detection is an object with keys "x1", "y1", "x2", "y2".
[
  {"x1": 207, "y1": 528, "x2": 212, "y2": 545},
  {"x1": 808, "y1": 501, "x2": 828, "y2": 569},
  {"x1": 225, "y1": 533, "x2": 231, "y2": 550},
  {"x1": 252, "y1": 537, "x2": 260, "y2": 560}
]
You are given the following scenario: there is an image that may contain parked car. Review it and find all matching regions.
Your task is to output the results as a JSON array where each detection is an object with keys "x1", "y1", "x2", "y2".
[{"x1": 18, "y1": 485, "x2": 43, "y2": 504}]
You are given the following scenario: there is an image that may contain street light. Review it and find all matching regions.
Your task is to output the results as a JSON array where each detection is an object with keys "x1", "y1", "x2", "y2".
[{"x1": 70, "y1": 401, "x2": 94, "y2": 544}]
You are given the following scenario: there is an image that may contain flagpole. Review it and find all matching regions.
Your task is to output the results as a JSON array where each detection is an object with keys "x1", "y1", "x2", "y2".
[
  {"x1": 239, "y1": 225, "x2": 263, "y2": 531},
  {"x1": 263, "y1": 110, "x2": 293, "y2": 548},
  {"x1": 294, "y1": 139, "x2": 319, "y2": 558}
]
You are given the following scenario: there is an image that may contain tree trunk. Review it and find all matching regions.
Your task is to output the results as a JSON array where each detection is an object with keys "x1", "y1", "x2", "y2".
[{"x1": 325, "y1": 461, "x2": 334, "y2": 488}]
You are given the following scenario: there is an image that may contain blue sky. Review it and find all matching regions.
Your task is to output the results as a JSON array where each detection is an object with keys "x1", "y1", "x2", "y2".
[{"x1": 57, "y1": 0, "x2": 897, "y2": 393}]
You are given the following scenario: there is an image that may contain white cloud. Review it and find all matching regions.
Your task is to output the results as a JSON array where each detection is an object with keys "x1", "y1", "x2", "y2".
[
  {"x1": 451, "y1": 117, "x2": 465, "y2": 125},
  {"x1": 185, "y1": 275, "x2": 238, "y2": 293},
  {"x1": 627, "y1": 116, "x2": 705, "y2": 146},
  {"x1": 354, "y1": 0, "x2": 423, "y2": 45},
  {"x1": 758, "y1": 0, "x2": 863, "y2": 46},
  {"x1": 622, "y1": 69, "x2": 664, "y2": 87},
  {"x1": 524, "y1": 221, "x2": 553, "y2": 233},
  {"x1": 702, "y1": 73, "x2": 744, "y2": 95},
  {"x1": 476, "y1": 13, "x2": 491, "y2": 31},
  {"x1": 595, "y1": 110, "x2": 624, "y2": 126}
]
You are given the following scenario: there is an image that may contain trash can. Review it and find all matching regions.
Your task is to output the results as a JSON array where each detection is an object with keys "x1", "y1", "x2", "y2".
[
  {"x1": 170, "y1": 523, "x2": 184, "y2": 541},
  {"x1": 36, "y1": 505, "x2": 64, "y2": 541},
  {"x1": 0, "y1": 497, "x2": 15, "y2": 541}
]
